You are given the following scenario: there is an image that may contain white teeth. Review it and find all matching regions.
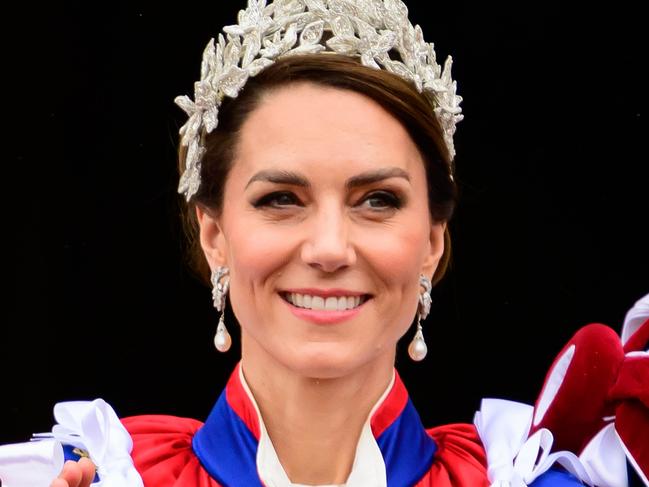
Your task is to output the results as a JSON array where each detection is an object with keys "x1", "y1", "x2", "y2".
[
  {"x1": 285, "y1": 293, "x2": 366, "y2": 311},
  {"x1": 323, "y1": 297, "x2": 335, "y2": 310},
  {"x1": 312, "y1": 296, "x2": 325, "y2": 309}
]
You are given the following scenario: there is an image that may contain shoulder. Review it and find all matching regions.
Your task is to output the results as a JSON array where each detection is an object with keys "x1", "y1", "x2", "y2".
[
  {"x1": 121, "y1": 415, "x2": 221, "y2": 487},
  {"x1": 415, "y1": 422, "x2": 586, "y2": 487},
  {"x1": 414, "y1": 423, "x2": 490, "y2": 487},
  {"x1": 427, "y1": 422, "x2": 486, "y2": 464},
  {"x1": 122, "y1": 414, "x2": 204, "y2": 438}
]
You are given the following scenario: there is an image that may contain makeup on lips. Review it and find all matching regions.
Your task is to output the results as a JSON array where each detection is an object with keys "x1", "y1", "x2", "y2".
[{"x1": 279, "y1": 289, "x2": 372, "y2": 325}]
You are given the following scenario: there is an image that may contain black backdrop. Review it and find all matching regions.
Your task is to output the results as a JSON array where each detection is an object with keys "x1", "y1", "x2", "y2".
[{"x1": 3, "y1": 2, "x2": 646, "y2": 450}]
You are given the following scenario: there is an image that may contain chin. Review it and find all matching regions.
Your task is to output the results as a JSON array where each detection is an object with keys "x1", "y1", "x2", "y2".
[{"x1": 282, "y1": 345, "x2": 373, "y2": 379}]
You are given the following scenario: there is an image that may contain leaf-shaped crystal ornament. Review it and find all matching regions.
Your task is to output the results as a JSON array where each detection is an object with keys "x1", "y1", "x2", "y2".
[
  {"x1": 300, "y1": 20, "x2": 325, "y2": 45},
  {"x1": 418, "y1": 274, "x2": 432, "y2": 320},
  {"x1": 175, "y1": 0, "x2": 463, "y2": 202}
]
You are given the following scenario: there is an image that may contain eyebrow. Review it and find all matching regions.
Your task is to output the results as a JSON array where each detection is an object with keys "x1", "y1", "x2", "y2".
[{"x1": 245, "y1": 167, "x2": 411, "y2": 190}]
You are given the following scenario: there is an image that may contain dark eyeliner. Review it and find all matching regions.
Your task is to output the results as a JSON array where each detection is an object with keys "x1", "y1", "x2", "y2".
[
  {"x1": 252, "y1": 191, "x2": 299, "y2": 208},
  {"x1": 363, "y1": 190, "x2": 404, "y2": 209}
]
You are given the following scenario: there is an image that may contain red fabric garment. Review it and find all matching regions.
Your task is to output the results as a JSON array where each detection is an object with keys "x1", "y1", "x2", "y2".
[
  {"x1": 122, "y1": 415, "x2": 222, "y2": 487},
  {"x1": 608, "y1": 354, "x2": 649, "y2": 478},
  {"x1": 122, "y1": 415, "x2": 488, "y2": 487},
  {"x1": 609, "y1": 354, "x2": 649, "y2": 407},
  {"x1": 419, "y1": 424, "x2": 489, "y2": 486}
]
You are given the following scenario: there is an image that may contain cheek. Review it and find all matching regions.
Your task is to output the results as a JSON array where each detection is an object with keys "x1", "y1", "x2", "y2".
[
  {"x1": 357, "y1": 214, "x2": 431, "y2": 333},
  {"x1": 223, "y1": 223, "x2": 293, "y2": 335},
  {"x1": 356, "y1": 220, "x2": 430, "y2": 283},
  {"x1": 220, "y1": 208, "x2": 309, "y2": 327},
  {"x1": 226, "y1": 223, "x2": 293, "y2": 285}
]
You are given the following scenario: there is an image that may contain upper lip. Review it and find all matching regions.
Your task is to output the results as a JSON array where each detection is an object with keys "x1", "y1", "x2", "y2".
[{"x1": 280, "y1": 288, "x2": 371, "y2": 298}]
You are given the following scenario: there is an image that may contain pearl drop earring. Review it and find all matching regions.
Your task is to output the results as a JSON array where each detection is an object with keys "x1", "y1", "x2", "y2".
[
  {"x1": 211, "y1": 266, "x2": 232, "y2": 352},
  {"x1": 408, "y1": 274, "x2": 432, "y2": 361}
]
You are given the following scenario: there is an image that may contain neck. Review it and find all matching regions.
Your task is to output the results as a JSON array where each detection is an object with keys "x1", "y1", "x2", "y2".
[{"x1": 240, "y1": 333, "x2": 395, "y2": 485}]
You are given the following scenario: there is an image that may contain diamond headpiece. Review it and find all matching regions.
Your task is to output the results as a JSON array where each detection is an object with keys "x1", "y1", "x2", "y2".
[{"x1": 175, "y1": 0, "x2": 463, "y2": 202}]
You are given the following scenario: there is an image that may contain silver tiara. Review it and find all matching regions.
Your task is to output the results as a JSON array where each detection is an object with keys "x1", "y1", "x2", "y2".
[{"x1": 175, "y1": 0, "x2": 463, "y2": 202}]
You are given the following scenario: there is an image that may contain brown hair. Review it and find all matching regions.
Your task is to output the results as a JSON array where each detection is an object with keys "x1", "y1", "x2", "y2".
[{"x1": 177, "y1": 54, "x2": 458, "y2": 287}]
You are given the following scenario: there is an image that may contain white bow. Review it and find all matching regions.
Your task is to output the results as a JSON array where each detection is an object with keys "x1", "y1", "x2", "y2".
[
  {"x1": 45, "y1": 398, "x2": 143, "y2": 486},
  {"x1": 0, "y1": 439, "x2": 64, "y2": 487},
  {"x1": 1, "y1": 399, "x2": 142, "y2": 486},
  {"x1": 474, "y1": 398, "x2": 628, "y2": 487}
]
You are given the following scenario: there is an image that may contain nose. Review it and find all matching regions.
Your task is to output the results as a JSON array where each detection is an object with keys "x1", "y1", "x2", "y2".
[{"x1": 300, "y1": 201, "x2": 356, "y2": 273}]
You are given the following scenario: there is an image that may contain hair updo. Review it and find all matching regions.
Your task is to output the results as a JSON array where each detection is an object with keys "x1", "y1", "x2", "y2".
[{"x1": 177, "y1": 54, "x2": 458, "y2": 287}]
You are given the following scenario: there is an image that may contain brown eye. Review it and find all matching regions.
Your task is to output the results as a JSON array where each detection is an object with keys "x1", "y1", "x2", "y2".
[
  {"x1": 253, "y1": 191, "x2": 301, "y2": 208},
  {"x1": 361, "y1": 191, "x2": 403, "y2": 210}
]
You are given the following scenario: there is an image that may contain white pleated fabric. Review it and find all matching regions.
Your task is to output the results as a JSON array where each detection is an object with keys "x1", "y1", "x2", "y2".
[
  {"x1": 474, "y1": 398, "x2": 628, "y2": 487},
  {"x1": 0, "y1": 399, "x2": 142, "y2": 486}
]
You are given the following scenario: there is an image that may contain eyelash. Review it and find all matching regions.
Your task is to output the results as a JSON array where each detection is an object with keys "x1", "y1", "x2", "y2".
[{"x1": 252, "y1": 190, "x2": 403, "y2": 211}]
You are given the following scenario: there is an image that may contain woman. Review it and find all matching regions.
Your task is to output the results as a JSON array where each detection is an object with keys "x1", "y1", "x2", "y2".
[
  {"x1": 55, "y1": 50, "x2": 487, "y2": 484},
  {"x1": 2, "y1": 1, "x2": 645, "y2": 486}
]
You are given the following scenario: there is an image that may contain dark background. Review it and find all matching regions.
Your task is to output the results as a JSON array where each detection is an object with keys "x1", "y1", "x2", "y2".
[{"x1": 3, "y1": 1, "x2": 646, "y2": 451}]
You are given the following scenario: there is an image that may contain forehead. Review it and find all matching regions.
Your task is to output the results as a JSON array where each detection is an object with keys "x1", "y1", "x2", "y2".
[{"x1": 232, "y1": 83, "x2": 424, "y2": 180}]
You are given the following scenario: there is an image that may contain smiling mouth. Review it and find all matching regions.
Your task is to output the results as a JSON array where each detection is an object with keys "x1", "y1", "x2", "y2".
[{"x1": 279, "y1": 292, "x2": 372, "y2": 311}]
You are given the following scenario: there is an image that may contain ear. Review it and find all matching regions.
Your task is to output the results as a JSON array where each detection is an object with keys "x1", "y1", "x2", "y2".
[
  {"x1": 195, "y1": 205, "x2": 229, "y2": 269},
  {"x1": 420, "y1": 221, "x2": 446, "y2": 281}
]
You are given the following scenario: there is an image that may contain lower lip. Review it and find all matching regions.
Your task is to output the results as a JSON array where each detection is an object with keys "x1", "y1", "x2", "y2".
[{"x1": 280, "y1": 294, "x2": 370, "y2": 324}]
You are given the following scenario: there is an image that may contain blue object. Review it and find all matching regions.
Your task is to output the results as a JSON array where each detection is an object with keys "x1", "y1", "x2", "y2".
[
  {"x1": 530, "y1": 468, "x2": 585, "y2": 486},
  {"x1": 62, "y1": 444, "x2": 100, "y2": 483}
]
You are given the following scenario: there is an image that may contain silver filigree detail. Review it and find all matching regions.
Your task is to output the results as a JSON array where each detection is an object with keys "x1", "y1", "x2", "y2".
[
  {"x1": 176, "y1": 0, "x2": 463, "y2": 202},
  {"x1": 211, "y1": 266, "x2": 231, "y2": 312},
  {"x1": 418, "y1": 274, "x2": 432, "y2": 320}
]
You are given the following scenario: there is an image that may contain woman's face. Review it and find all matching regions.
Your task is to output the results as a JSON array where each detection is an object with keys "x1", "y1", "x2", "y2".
[{"x1": 197, "y1": 82, "x2": 445, "y2": 378}]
